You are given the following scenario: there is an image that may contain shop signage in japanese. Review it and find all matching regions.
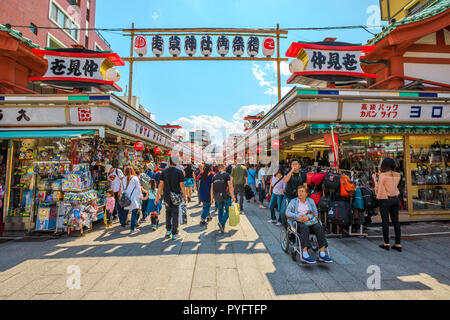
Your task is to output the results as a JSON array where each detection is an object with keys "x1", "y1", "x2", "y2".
[
  {"x1": 285, "y1": 42, "x2": 377, "y2": 84},
  {"x1": 0, "y1": 107, "x2": 66, "y2": 125},
  {"x1": 29, "y1": 48, "x2": 124, "y2": 91},
  {"x1": 342, "y1": 102, "x2": 449, "y2": 123}
]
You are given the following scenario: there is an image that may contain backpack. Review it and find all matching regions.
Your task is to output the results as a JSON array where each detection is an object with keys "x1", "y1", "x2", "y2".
[
  {"x1": 352, "y1": 187, "x2": 364, "y2": 210},
  {"x1": 360, "y1": 186, "x2": 378, "y2": 209},
  {"x1": 244, "y1": 184, "x2": 254, "y2": 200},
  {"x1": 328, "y1": 200, "x2": 352, "y2": 226},
  {"x1": 324, "y1": 172, "x2": 340, "y2": 193},
  {"x1": 307, "y1": 172, "x2": 317, "y2": 186},
  {"x1": 310, "y1": 191, "x2": 322, "y2": 206},
  {"x1": 340, "y1": 175, "x2": 356, "y2": 198},
  {"x1": 213, "y1": 174, "x2": 228, "y2": 202},
  {"x1": 318, "y1": 195, "x2": 331, "y2": 212}
]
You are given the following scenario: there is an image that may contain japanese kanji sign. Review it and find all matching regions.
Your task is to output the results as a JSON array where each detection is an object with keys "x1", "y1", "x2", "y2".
[
  {"x1": 44, "y1": 55, "x2": 104, "y2": 80},
  {"x1": 285, "y1": 42, "x2": 377, "y2": 84}
]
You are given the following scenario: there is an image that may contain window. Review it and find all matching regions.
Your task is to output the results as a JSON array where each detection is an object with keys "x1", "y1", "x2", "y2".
[
  {"x1": 47, "y1": 34, "x2": 65, "y2": 49},
  {"x1": 30, "y1": 23, "x2": 38, "y2": 35},
  {"x1": 49, "y1": 1, "x2": 79, "y2": 41}
]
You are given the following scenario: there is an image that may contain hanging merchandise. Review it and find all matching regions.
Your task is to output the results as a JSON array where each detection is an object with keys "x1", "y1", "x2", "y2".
[
  {"x1": 152, "y1": 35, "x2": 164, "y2": 57},
  {"x1": 247, "y1": 35, "x2": 259, "y2": 57},
  {"x1": 200, "y1": 35, "x2": 213, "y2": 57},
  {"x1": 184, "y1": 34, "x2": 197, "y2": 57},
  {"x1": 169, "y1": 35, "x2": 181, "y2": 57},
  {"x1": 262, "y1": 37, "x2": 275, "y2": 57},
  {"x1": 232, "y1": 35, "x2": 245, "y2": 57},
  {"x1": 217, "y1": 34, "x2": 229, "y2": 57}
]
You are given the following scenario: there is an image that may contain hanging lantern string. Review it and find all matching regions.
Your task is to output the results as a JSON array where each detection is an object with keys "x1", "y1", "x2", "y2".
[{"x1": 126, "y1": 33, "x2": 288, "y2": 39}]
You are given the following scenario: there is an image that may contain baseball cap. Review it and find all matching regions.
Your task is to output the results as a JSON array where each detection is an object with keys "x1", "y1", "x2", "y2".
[{"x1": 105, "y1": 164, "x2": 112, "y2": 172}]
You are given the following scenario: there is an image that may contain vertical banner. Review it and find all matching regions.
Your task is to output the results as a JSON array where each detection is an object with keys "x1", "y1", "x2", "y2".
[
  {"x1": 266, "y1": 128, "x2": 280, "y2": 176},
  {"x1": 249, "y1": 133, "x2": 257, "y2": 165},
  {"x1": 258, "y1": 129, "x2": 269, "y2": 165}
]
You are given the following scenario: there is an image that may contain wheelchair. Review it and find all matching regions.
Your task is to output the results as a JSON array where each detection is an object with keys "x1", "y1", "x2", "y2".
[{"x1": 279, "y1": 206, "x2": 329, "y2": 266}]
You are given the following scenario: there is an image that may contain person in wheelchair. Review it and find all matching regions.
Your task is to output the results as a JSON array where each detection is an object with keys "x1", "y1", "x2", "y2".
[{"x1": 285, "y1": 185, "x2": 333, "y2": 264}]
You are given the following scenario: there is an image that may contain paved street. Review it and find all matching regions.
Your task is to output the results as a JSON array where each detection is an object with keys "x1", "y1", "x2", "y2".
[{"x1": 0, "y1": 194, "x2": 449, "y2": 300}]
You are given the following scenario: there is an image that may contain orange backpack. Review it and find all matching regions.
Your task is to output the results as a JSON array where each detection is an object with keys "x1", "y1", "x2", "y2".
[{"x1": 340, "y1": 175, "x2": 356, "y2": 198}]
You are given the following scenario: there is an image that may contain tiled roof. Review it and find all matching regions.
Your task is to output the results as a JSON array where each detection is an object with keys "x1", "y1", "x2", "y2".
[
  {"x1": 0, "y1": 24, "x2": 40, "y2": 49},
  {"x1": 367, "y1": 0, "x2": 450, "y2": 45}
]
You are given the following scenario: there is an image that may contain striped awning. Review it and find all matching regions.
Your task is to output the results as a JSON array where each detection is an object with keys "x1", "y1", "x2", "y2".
[{"x1": 310, "y1": 124, "x2": 450, "y2": 134}]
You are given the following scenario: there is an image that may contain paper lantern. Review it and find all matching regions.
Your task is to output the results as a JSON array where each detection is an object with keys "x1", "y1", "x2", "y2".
[
  {"x1": 134, "y1": 142, "x2": 144, "y2": 151},
  {"x1": 217, "y1": 34, "x2": 229, "y2": 57},
  {"x1": 200, "y1": 35, "x2": 213, "y2": 57},
  {"x1": 247, "y1": 36, "x2": 259, "y2": 57},
  {"x1": 152, "y1": 35, "x2": 164, "y2": 57},
  {"x1": 232, "y1": 35, "x2": 245, "y2": 57},
  {"x1": 105, "y1": 68, "x2": 120, "y2": 82},
  {"x1": 167, "y1": 150, "x2": 172, "y2": 156},
  {"x1": 168, "y1": 35, "x2": 181, "y2": 57},
  {"x1": 153, "y1": 147, "x2": 161, "y2": 154},
  {"x1": 184, "y1": 35, "x2": 197, "y2": 57},
  {"x1": 272, "y1": 139, "x2": 281, "y2": 150},
  {"x1": 262, "y1": 37, "x2": 275, "y2": 57},
  {"x1": 134, "y1": 36, "x2": 148, "y2": 57},
  {"x1": 289, "y1": 59, "x2": 305, "y2": 73}
]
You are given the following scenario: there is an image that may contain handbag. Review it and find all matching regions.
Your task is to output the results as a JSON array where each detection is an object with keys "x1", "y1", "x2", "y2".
[
  {"x1": 170, "y1": 192, "x2": 183, "y2": 206},
  {"x1": 118, "y1": 179, "x2": 136, "y2": 208}
]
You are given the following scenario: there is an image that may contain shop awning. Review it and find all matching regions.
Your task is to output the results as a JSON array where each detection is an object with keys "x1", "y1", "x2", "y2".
[
  {"x1": 0, "y1": 130, "x2": 96, "y2": 139},
  {"x1": 310, "y1": 124, "x2": 450, "y2": 135}
]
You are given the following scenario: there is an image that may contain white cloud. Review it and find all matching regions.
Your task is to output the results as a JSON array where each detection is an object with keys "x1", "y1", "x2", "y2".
[
  {"x1": 264, "y1": 86, "x2": 292, "y2": 96},
  {"x1": 151, "y1": 11, "x2": 159, "y2": 20},
  {"x1": 169, "y1": 104, "x2": 273, "y2": 146},
  {"x1": 265, "y1": 61, "x2": 291, "y2": 76},
  {"x1": 251, "y1": 63, "x2": 271, "y2": 87}
]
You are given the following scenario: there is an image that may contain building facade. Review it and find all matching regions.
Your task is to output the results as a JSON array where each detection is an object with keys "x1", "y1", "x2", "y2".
[{"x1": 0, "y1": 0, "x2": 110, "y2": 51}]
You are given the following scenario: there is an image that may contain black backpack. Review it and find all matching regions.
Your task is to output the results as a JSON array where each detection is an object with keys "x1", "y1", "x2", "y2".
[
  {"x1": 324, "y1": 172, "x2": 340, "y2": 193},
  {"x1": 328, "y1": 201, "x2": 352, "y2": 226},
  {"x1": 318, "y1": 195, "x2": 331, "y2": 212},
  {"x1": 213, "y1": 175, "x2": 228, "y2": 202},
  {"x1": 360, "y1": 186, "x2": 378, "y2": 209}
]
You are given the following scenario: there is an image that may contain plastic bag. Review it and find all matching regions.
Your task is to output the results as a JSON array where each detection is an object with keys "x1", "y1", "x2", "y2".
[{"x1": 228, "y1": 202, "x2": 240, "y2": 227}]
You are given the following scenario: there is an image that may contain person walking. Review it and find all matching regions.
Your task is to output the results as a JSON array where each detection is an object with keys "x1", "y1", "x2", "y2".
[
  {"x1": 146, "y1": 179, "x2": 160, "y2": 231},
  {"x1": 247, "y1": 164, "x2": 257, "y2": 203},
  {"x1": 105, "y1": 164, "x2": 124, "y2": 221},
  {"x1": 373, "y1": 158, "x2": 402, "y2": 252},
  {"x1": 231, "y1": 162, "x2": 248, "y2": 214},
  {"x1": 196, "y1": 163, "x2": 205, "y2": 206},
  {"x1": 268, "y1": 168, "x2": 286, "y2": 225},
  {"x1": 184, "y1": 164, "x2": 195, "y2": 202},
  {"x1": 257, "y1": 163, "x2": 267, "y2": 209},
  {"x1": 119, "y1": 166, "x2": 143, "y2": 233},
  {"x1": 154, "y1": 157, "x2": 186, "y2": 240},
  {"x1": 211, "y1": 164, "x2": 236, "y2": 234},
  {"x1": 198, "y1": 164, "x2": 214, "y2": 225}
]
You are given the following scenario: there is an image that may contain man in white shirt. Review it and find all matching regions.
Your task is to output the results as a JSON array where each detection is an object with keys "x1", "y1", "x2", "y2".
[{"x1": 106, "y1": 164, "x2": 124, "y2": 220}]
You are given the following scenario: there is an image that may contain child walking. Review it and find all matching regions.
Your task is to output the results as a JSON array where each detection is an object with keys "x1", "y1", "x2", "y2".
[
  {"x1": 146, "y1": 179, "x2": 159, "y2": 231},
  {"x1": 105, "y1": 190, "x2": 115, "y2": 228}
]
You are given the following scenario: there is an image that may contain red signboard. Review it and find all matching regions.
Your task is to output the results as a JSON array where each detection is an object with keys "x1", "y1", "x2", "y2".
[{"x1": 78, "y1": 107, "x2": 92, "y2": 122}]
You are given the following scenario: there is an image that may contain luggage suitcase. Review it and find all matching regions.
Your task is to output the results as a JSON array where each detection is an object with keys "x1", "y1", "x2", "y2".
[
  {"x1": 328, "y1": 200, "x2": 352, "y2": 226},
  {"x1": 228, "y1": 202, "x2": 240, "y2": 227}
]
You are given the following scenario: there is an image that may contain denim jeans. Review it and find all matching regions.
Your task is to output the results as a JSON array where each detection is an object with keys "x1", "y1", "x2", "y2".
[
  {"x1": 130, "y1": 208, "x2": 139, "y2": 231},
  {"x1": 118, "y1": 205, "x2": 127, "y2": 227},
  {"x1": 269, "y1": 193, "x2": 283, "y2": 222},
  {"x1": 249, "y1": 183, "x2": 257, "y2": 198},
  {"x1": 201, "y1": 202, "x2": 211, "y2": 220},
  {"x1": 165, "y1": 204, "x2": 180, "y2": 235},
  {"x1": 258, "y1": 182, "x2": 265, "y2": 203},
  {"x1": 234, "y1": 184, "x2": 245, "y2": 211},
  {"x1": 217, "y1": 198, "x2": 232, "y2": 226},
  {"x1": 141, "y1": 199, "x2": 149, "y2": 219}
]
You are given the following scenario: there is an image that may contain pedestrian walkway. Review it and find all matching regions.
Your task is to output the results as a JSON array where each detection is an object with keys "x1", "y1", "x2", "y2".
[{"x1": 0, "y1": 194, "x2": 449, "y2": 300}]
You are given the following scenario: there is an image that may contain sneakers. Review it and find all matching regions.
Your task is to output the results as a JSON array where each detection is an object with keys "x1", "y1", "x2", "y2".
[
  {"x1": 318, "y1": 254, "x2": 333, "y2": 263},
  {"x1": 151, "y1": 225, "x2": 157, "y2": 231},
  {"x1": 275, "y1": 222, "x2": 283, "y2": 226},
  {"x1": 206, "y1": 216, "x2": 212, "y2": 222},
  {"x1": 268, "y1": 219, "x2": 277, "y2": 224},
  {"x1": 218, "y1": 222, "x2": 224, "y2": 234},
  {"x1": 172, "y1": 233, "x2": 182, "y2": 240},
  {"x1": 200, "y1": 220, "x2": 207, "y2": 225},
  {"x1": 300, "y1": 255, "x2": 317, "y2": 264},
  {"x1": 259, "y1": 204, "x2": 267, "y2": 209},
  {"x1": 165, "y1": 230, "x2": 172, "y2": 238}
]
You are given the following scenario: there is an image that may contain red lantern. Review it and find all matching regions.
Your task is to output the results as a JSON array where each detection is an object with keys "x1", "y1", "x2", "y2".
[
  {"x1": 134, "y1": 142, "x2": 144, "y2": 151},
  {"x1": 167, "y1": 150, "x2": 172, "y2": 156},
  {"x1": 154, "y1": 147, "x2": 161, "y2": 154},
  {"x1": 272, "y1": 139, "x2": 281, "y2": 150}
]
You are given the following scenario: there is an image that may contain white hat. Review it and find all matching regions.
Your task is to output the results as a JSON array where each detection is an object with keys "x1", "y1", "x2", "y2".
[{"x1": 105, "y1": 164, "x2": 112, "y2": 173}]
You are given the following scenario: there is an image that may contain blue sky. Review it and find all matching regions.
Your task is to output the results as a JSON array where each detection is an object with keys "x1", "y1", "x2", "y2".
[{"x1": 96, "y1": 0, "x2": 385, "y2": 144}]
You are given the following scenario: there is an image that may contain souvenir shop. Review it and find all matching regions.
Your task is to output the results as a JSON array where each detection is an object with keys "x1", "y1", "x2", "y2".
[
  {"x1": 0, "y1": 93, "x2": 182, "y2": 235},
  {"x1": 243, "y1": 88, "x2": 450, "y2": 221}
]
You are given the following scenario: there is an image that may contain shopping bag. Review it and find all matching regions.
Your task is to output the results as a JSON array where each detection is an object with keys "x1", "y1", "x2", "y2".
[
  {"x1": 228, "y1": 202, "x2": 240, "y2": 227},
  {"x1": 179, "y1": 202, "x2": 187, "y2": 225}
]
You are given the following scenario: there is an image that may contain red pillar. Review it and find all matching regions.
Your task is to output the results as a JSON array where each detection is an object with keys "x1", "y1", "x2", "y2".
[{"x1": 388, "y1": 55, "x2": 404, "y2": 89}]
